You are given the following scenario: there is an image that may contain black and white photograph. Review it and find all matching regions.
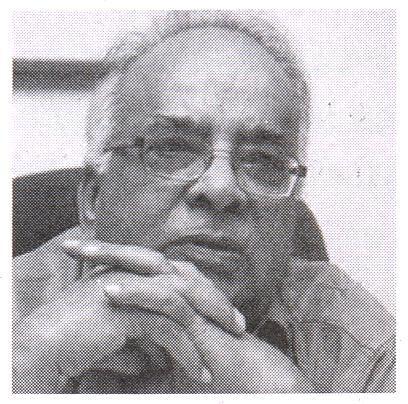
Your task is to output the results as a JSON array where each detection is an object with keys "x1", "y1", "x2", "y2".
[{"x1": 10, "y1": 7, "x2": 397, "y2": 394}]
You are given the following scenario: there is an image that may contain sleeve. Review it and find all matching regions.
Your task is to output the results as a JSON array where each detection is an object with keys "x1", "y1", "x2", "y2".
[
  {"x1": 363, "y1": 336, "x2": 396, "y2": 392},
  {"x1": 281, "y1": 260, "x2": 396, "y2": 393},
  {"x1": 13, "y1": 227, "x2": 81, "y2": 324},
  {"x1": 340, "y1": 335, "x2": 396, "y2": 393}
]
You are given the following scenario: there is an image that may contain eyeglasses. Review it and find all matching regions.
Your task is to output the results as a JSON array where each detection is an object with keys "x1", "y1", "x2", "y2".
[{"x1": 108, "y1": 135, "x2": 307, "y2": 198}]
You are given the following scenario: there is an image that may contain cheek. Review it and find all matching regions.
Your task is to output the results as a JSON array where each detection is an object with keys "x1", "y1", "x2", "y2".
[
  {"x1": 248, "y1": 199, "x2": 297, "y2": 283},
  {"x1": 254, "y1": 198, "x2": 295, "y2": 249},
  {"x1": 94, "y1": 161, "x2": 183, "y2": 247}
]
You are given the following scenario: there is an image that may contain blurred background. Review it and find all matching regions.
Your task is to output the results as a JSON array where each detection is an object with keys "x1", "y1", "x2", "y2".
[{"x1": 12, "y1": 9, "x2": 396, "y2": 313}]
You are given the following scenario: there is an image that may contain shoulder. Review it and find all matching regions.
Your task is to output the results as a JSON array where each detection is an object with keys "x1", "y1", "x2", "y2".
[
  {"x1": 14, "y1": 226, "x2": 81, "y2": 280},
  {"x1": 271, "y1": 259, "x2": 396, "y2": 392},
  {"x1": 13, "y1": 227, "x2": 81, "y2": 321},
  {"x1": 282, "y1": 259, "x2": 395, "y2": 351}
]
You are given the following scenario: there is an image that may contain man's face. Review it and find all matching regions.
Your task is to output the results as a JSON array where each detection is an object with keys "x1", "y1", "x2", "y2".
[{"x1": 91, "y1": 27, "x2": 302, "y2": 311}]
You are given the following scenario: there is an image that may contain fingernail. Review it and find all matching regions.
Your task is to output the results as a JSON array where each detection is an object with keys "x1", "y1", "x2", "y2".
[
  {"x1": 104, "y1": 284, "x2": 121, "y2": 297},
  {"x1": 234, "y1": 308, "x2": 246, "y2": 334},
  {"x1": 201, "y1": 367, "x2": 212, "y2": 384},
  {"x1": 62, "y1": 239, "x2": 80, "y2": 250}
]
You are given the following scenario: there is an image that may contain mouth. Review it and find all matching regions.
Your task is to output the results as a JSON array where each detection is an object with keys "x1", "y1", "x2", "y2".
[{"x1": 162, "y1": 235, "x2": 248, "y2": 276}]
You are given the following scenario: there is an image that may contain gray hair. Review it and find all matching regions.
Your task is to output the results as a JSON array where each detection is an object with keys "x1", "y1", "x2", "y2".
[{"x1": 85, "y1": 10, "x2": 310, "y2": 174}]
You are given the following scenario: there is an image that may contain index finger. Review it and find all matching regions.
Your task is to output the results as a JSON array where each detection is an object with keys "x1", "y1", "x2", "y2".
[
  {"x1": 62, "y1": 239, "x2": 173, "y2": 275},
  {"x1": 171, "y1": 261, "x2": 246, "y2": 336}
]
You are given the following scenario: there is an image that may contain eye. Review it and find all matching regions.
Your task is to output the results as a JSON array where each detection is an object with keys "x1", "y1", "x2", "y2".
[
  {"x1": 148, "y1": 138, "x2": 193, "y2": 158},
  {"x1": 239, "y1": 151, "x2": 284, "y2": 168},
  {"x1": 109, "y1": 138, "x2": 144, "y2": 158},
  {"x1": 143, "y1": 137, "x2": 203, "y2": 174}
]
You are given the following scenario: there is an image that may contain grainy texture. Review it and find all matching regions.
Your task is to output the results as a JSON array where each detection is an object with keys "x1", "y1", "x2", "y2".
[{"x1": 12, "y1": 9, "x2": 396, "y2": 394}]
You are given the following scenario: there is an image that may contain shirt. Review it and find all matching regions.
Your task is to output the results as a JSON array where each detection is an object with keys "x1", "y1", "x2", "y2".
[{"x1": 13, "y1": 227, "x2": 396, "y2": 393}]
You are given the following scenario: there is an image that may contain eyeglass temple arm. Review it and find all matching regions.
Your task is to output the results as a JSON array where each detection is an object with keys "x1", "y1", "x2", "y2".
[{"x1": 291, "y1": 165, "x2": 307, "y2": 178}]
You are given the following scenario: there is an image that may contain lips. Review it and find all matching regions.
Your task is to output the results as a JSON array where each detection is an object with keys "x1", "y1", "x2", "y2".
[{"x1": 163, "y1": 235, "x2": 248, "y2": 275}]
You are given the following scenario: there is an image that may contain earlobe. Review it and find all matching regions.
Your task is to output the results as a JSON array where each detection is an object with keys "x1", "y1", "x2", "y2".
[{"x1": 78, "y1": 174, "x2": 99, "y2": 225}]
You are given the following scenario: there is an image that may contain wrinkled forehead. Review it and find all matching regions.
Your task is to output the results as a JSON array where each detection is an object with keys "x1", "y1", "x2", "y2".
[{"x1": 116, "y1": 27, "x2": 300, "y2": 140}]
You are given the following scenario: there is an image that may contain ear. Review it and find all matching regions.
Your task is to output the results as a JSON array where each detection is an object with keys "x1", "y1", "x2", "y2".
[{"x1": 77, "y1": 171, "x2": 99, "y2": 226}]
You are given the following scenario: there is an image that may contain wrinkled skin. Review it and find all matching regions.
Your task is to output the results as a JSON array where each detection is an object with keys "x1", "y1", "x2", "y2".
[
  {"x1": 91, "y1": 26, "x2": 302, "y2": 314},
  {"x1": 13, "y1": 26, "x2": 311, "y2": 393}
]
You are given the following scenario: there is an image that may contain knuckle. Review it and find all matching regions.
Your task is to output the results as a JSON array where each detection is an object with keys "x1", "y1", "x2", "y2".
[
  {"x1": 171, "y1": 261, "x2": 199, "y2": 278},
  {"x1": 82, "y1": 243, "x2": 100, "y2": 257},
  {"x1": 189, "y1": 315, "x2": 209, "y2": 339},
  {"x1": 161, "y1": 292, "x2": 181, "y2": 313},
  {"x1": 168, "y1": 275, "x2": 189, "y2": 294},
  {"x1": 88, "y1": 264, "x2": 111, "y2": 279}
]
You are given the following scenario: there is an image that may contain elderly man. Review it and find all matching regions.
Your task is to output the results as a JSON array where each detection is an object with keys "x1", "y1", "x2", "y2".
[{"x1": 12, "y1": 10, "x2": 395, "y2": 393}]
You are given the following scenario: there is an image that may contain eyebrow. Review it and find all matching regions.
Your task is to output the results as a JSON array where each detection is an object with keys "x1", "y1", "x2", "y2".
[
  {"x1": 238, "y1": 126, "x2": 290, "y2": 145},
  {"x1": 148, "y1": 114, "x2": 295, "y2": 145},
  {"x1": 148, "y1": 113, "x2": 211, "y2": 138}
]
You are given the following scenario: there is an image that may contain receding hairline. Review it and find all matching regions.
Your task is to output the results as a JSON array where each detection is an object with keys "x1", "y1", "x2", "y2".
[
  {"x1": 104, "y1": 11, "x2": 301, "y2": 73},
  {"x1": 85, "y1": 10, "x2": 310, "y2": 173},
  {"x1": 118, "y1": 25, "x2": 297, "y2": 108},
  {"x1": 119, "y1": 24, "x2": 293, "y2": 74}
]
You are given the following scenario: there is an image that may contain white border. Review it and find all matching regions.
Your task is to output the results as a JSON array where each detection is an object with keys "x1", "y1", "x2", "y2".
[{"x1": 2, "y1": 1, "x2": 406, "y2": 404}]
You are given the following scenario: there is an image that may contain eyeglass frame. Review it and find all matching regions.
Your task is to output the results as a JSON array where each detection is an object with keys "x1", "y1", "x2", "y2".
[{"x1": 105, "y1": 137, "x2": 307, "y2": 199}]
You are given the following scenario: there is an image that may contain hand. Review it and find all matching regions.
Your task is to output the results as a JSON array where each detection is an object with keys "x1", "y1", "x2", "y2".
[
  {"x1": 62, "y1": 240, "x2": 312, "y2": 393},
  {"x1": 12, "y1": 270, "x2": 211, "y2": 393},
  {"x1": 60, "y1": 239, "x2": 246, "y2": 389},
  {"x1": 104, "y1": 279, "x2": 312, "y2": 393},
  {"x1": 63, "y1": 239, "x2": 246, "y2": 337}
]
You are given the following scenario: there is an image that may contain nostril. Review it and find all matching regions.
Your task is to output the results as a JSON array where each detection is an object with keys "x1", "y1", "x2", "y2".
[
  {"x1": 225, "y1": 199, "x2": 241, "y2": 215},
  {"x1": 194, "y1": 193, "x2": 211, "y2": 210}
]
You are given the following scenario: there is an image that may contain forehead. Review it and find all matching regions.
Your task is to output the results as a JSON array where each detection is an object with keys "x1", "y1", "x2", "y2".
[{"x1": 119, "y1": 26, "x2": 297, "y2": 134}]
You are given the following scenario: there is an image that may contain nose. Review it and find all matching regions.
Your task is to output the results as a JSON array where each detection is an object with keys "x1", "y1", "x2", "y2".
[{"x1": 186, "y1": 152, "x2": 248, "y2": 215}]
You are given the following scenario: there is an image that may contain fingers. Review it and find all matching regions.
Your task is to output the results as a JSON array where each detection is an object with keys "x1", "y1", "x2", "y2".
[
  {"x1": 171, "y1": 261, "x2": 246, "y2": 336},
  {"x1": 104, "y1": 271, "x2": 245, "y2": 337},
  {"x1": 62, "y1": 239, "x2": 172, "y2": 275},
  {"x1": 136, "y1": 311, "x2": 212, "y2": 384},
  {"x1": 102, "y1": 283, "x2": 211, "y2": 384},
  {"x1": 62, "y1": 239, "x2": 246, "y2": 336},
  {"x1": 99, "y1": 258, "x2": 246, "y2": 336},
  {"x1": 104, "y1": 279, "x2": 199, "y2": 331}
]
